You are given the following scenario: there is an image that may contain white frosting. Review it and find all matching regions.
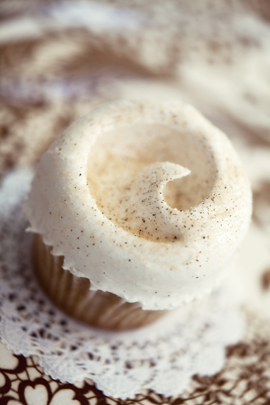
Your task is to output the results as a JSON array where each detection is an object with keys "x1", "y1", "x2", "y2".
[{"x1": 23, "y1": 100, "x2": 252, "y2": 310}]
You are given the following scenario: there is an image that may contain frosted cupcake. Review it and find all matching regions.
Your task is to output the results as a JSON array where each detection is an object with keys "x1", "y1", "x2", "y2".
[{"x1": 23, "y1": 100, "x2": 252, "y2": 330}]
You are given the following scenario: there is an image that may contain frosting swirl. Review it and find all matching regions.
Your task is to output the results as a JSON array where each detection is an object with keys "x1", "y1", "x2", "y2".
[{"x1": 23, "y1": 100, "x2": 252, "y2": 310}]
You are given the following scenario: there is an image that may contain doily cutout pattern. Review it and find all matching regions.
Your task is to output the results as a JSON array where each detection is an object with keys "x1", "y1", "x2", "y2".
[{"x1": 0, "y1": 169, "x2": 245, "y2": 400}]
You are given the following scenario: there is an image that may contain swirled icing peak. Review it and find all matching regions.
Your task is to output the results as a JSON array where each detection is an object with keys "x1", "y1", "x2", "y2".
[
  {"x1": 91, "y1": 160, "x2": 190, "y2": 242},
  {"x1": 23, "y1": 100, "x2": 252, "y2": 310}
]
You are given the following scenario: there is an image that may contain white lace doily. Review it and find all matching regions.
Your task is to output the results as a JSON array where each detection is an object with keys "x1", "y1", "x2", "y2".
[{"x1": 0, "y1": 169, "x2": 245, "y2": 399}]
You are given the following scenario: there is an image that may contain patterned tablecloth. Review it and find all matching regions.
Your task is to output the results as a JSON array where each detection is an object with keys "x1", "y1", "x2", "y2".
[{"x1": 0, "y1": 1, "x2": 270, "y2": 403}]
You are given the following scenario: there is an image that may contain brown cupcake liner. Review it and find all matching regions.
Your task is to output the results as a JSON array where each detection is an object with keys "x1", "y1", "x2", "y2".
[{"x1": 33, "y1": 234, "x2": 167, "y2": 330}]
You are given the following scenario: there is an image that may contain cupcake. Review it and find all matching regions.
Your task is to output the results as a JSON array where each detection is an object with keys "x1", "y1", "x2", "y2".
[{"x1": 23, "y1": 100, "x2": 252, "y2": 330}]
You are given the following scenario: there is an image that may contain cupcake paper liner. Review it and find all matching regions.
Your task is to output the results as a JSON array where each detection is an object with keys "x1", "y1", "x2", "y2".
[{"x1": 33, "y1": 234, "x2": 167, "y2": 330}]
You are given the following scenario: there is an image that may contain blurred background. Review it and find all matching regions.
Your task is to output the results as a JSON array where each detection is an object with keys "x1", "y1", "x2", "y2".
[{"x1": 0, "y1": 0, "x2": 270, "y2": 170}]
